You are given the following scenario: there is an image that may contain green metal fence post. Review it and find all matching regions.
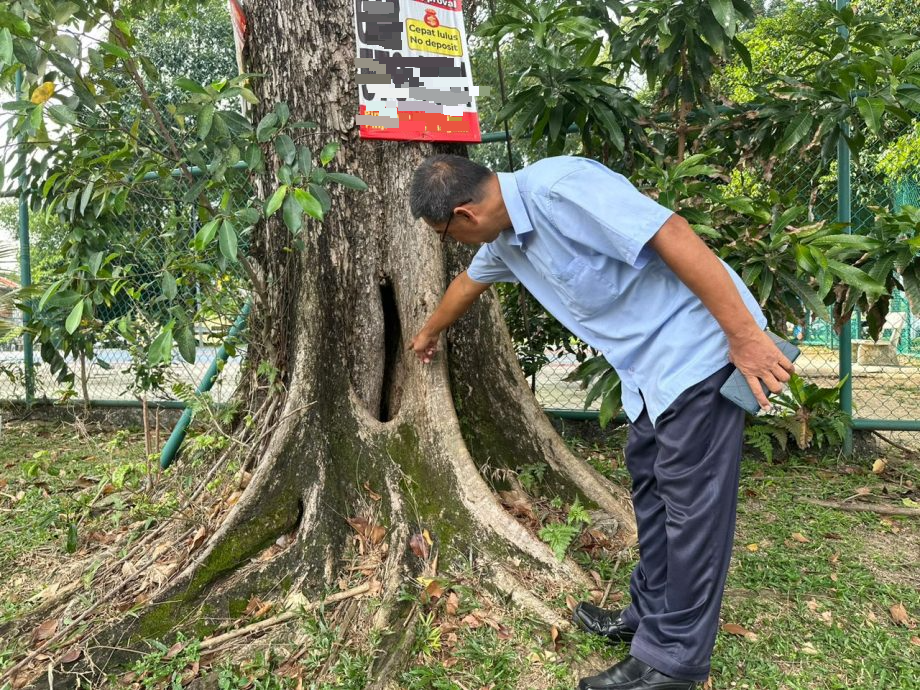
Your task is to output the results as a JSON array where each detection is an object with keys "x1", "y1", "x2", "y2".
[
  {"x1": 836, "y1": 0, "x2": 853, "y2": 455},
  {"x1": 160, "y1": 301, "x2": 251, "y2": 470},
  {"x1": 14, "y1": 70, "x2": 35, "y2": 405}
]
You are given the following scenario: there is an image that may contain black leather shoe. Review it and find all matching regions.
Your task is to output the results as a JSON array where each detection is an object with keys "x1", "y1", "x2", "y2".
[
  {"x1": 578, "y1": 656, "x2": 698, "y2": 690},
  {"x1": 573, "y1": 601, "x2": 636, "y2": 644}
]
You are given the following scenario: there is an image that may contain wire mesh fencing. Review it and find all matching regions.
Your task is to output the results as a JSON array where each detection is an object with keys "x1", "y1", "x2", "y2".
[
  {"x1": 3, "y1": 117, "x2": 918, "y2": 436},
  {"x1": 0, "y1": 171, "x2": 250, "y2": 408}
]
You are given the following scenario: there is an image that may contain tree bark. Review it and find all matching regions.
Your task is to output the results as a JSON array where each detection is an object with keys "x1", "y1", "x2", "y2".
[{"x1": 14, "y1": 1, "x2": 636, "y2": 686}]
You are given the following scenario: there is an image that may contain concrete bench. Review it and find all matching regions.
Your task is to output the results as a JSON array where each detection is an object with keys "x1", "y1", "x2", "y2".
[{"x1": 852, "y1": 312, "x2": 907, "y2": 366}]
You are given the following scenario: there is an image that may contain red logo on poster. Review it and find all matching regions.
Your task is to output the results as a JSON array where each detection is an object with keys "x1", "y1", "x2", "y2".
[{"x1": 424, "y1": 9, "x2": 440, "y2": 28}]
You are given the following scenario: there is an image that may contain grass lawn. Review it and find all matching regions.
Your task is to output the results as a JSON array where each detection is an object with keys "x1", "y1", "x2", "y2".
[{"x1": 0, "y1": 418, "x2": 917, "y2": 689}]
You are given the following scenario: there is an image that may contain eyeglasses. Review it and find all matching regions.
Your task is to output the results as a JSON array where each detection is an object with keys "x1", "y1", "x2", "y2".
[{"x1": 440, "y1": 199, "x2": 472, "y2": 242}]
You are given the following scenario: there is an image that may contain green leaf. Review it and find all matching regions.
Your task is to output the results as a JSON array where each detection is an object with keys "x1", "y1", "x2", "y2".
[
  {"x1": 66, "y1": 522, "x2": 78, "y2": 554},
  {"x1": 256, "y1": 112, "x2": 279, "y2": 142},
  {"x1": 0, "y1": 28, "x2": 12, "y2": 67},
  {"x1": 52, "y1": 34, "x2": 80, "y2": 58},
  {"x1": 709, "y1": 0, "x2": 736, "y2": 34},
  {"x1": 175, "y1": 77, "x2": 208, "y2": 94},
  {"x1": 79, "y1": 181, "x2": 94, "y2": 216},
  {"x1": 147, "y1": 324, "x2": 174, "y2": 365},
  {"x1": 294, "y1": 188, "x2": 323, "y2": 220},
  {"x1": 297, "y1": 147, "x2": 313, "y2": 177},
  {"x1": 193, "y1": 218, "x2": 221, "y2": 251},
  {"x1": 598, "y1": 383, "x2": 622, "y2": 428},
  {"x1": 309, "y1": 183, "x2": 332, "y2": 213},
  {"x1": 699, "y1": 10, "x2": 726, "y2": 54},
  {"x1": 198, "y1": 103, "x2": 215, "y2": 139},
  {"x1": 65, "y1": 300, "x2": 83, "y2": 334},
  {"x1": 161, "y1": 271, "x2": 177, "y2": 300},
  {"x1": 319, "y1": 142, "x2": 340, "y2": 165},
  {"x1": 99, "y1": 40, "x2": 130, "y2": 60},
  {"x1": 325, "y1": 172, "x2": 367, "y2": 190},
  {"x1": 776, "y1": 113, "x2": 814, "y2": 155},
  {"x1": 826, "y1": 260, "x2": 887, "y2": 298},
  {"x1": 265, "y1": 186, "x2": 287, "y2": 217},
  {"x1": 0, "y1": 11, "x2": 31, "y2": 37},
  {"x1": 46, "y1": 104, "x2": 77, "y2": 126},
  {"x1": 282, "y1": 193, "x2": 303, "y2": 233},
  {"x1": 218, "y1": 219, "x2": 238, "y2": 261},
  {"x1": 39, "y1": 279, "x2": 65, "y2": 311},
  {"x1": 237, "y1": 207, "x2": 261, "y2": 226},
  {"x1": 855, "y1": 96, "x2": 885, "y2": 136},
  {"x1": 274, "y1": 134, "x2": 296, "y2": 164},
  {"x1": 244, "y1": 144, "x2": 263, "y2": 170},
  {"x1": 174, "y1": 322, "x2": 196, "y2": 364}
]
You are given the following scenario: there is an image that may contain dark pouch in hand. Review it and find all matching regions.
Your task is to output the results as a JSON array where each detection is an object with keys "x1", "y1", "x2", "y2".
[{"x1": 719, "y1": 331, "x2": 801, "y2": 414}]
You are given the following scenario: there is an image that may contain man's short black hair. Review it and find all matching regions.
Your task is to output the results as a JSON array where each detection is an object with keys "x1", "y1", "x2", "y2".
[{"x1": 409, "y1": 154, "x2": 493, "y2": 222}]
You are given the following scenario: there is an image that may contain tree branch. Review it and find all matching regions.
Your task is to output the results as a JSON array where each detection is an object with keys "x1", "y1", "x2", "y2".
[{"x1": 797, "y1": 496, "x2": 920, "y2": 517}]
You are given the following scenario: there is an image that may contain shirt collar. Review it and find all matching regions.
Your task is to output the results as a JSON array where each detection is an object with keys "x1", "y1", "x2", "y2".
[{"x1": 496, "y1": 172, "x2": 533, "y2": 247}]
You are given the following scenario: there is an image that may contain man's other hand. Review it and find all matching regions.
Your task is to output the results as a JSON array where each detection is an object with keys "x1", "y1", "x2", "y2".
[
  {"x1": 728, "y1": 328, "x2": 795, "y2": 410},
  {"x1": 410, "y1": 330, "x2": 439, "y2": 364}
]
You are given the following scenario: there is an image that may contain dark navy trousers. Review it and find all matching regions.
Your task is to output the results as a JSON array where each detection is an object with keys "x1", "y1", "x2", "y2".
[{"x1": 620, "y1": 364, "x2": 745, "y2": 682}]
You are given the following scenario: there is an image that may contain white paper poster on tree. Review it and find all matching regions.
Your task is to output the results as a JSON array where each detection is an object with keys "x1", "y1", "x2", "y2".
[{"x1": 353, "y1": 0, "x2": 482, "y2": 143}]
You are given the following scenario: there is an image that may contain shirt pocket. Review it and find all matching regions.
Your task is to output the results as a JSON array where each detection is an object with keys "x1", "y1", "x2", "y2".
[{"x1": 553, "y1": 256, "x2": 619, "y2": 320}]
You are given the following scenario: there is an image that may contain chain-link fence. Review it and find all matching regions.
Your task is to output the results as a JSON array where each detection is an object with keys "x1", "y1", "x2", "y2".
[
  {"x1": 3, "y1": 116, "x2": 919, "y2": 439},
  {"x1": 0, "y1": 171, "x2": 249, "y2": 408}
]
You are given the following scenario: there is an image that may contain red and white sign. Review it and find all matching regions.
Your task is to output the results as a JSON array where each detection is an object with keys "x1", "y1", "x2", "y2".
[{"x1": 353, "y1": 0, "x2": 481, "y2": 142}]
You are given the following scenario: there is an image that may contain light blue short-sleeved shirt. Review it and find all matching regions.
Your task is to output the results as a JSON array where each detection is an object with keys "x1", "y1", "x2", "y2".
[{"x1": 467, "y1": 156, "x2": 767, "y2": 425}]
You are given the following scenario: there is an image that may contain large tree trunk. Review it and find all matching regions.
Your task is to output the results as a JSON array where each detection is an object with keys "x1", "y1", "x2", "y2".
[{"x1": 14, "y1": 1, "x2": 636, "y2": 686}]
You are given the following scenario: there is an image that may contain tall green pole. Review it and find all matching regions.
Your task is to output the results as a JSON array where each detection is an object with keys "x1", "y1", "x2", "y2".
[
  {"x1": 15, "y1": 70, "x2": 35, "y2": 405},
  {"x1": 160, "y1": 301, "x2": 251, "y2": 470},
  {"x1": 836, "y1": 0, "x2": 853, "y2": 455}
]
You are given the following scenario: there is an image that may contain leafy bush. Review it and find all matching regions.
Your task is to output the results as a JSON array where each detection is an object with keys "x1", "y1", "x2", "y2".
[{"x1": 744, "y1": 375, "x2": 850, "y2": 461}]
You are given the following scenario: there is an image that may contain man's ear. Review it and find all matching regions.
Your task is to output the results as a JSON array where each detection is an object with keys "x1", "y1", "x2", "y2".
[{"x1": 455, "y1": 206, "x2": 476, "y2": 223}]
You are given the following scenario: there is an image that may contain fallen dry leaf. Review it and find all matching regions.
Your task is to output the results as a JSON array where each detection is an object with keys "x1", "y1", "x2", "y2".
[
  {"x1": 565, "y1": 594, "x2": 578, "y2": 612},
  {"x1": 189, "y1": 525, "x2": 208, "y2": 551},
  {"x1": 855, "y1": 486, "x2": 871, "y2": 497},
  {"x1": 425, "y1": 580, "x2": 445, "y2": 599},
  {"x1": 746, "y1": 543, "x2": 759, "y2": 552},
  {"x1": 800, "y1": 641, "x2": 819, "y2": 655},
  {"x1": 791, "y1": 532, "x2": 810, "y2": 543},
  {"x1": 30, "y1": 619, "x2": 58, "y2": 645},
  {"x1": 59, "y1": 647, "x2": 82, "y2": 664},
  {"x1": 889, "y1": 603, "x2": 912, "y2": 627},
  {"x1": 550, "y1": 625, "x2": 560, "y2": 649},
  {"x1": 409, "y1": 533, "x2": 429, "y2": 560},
  {"x1": 165, "y1": 641, "x2": 185, "y2": 659},
  {"x1": 244, "y1": 596, "x2": 265, "y2": 616},
  {"x1": 461, "y1": 613, "x2": 481, "y2": 628},
  {"x1": 370, "y1": 525, "x2": 386, "y2": 545},
  {"x1": 363, "y1": 482, "x2": 381, "y2": 501},
  {"x1": 872, "y1": 459, "x2": 887, "y2": 474},
  {"x1": 721, "y1": 622, "x2": 757, "y2": 641},
  {"x1": 121, "y1": 560, "x2": 138, "y2": 579},
  {"x1": 446, "y1": 592, "x2": 460, "y2": 616},
  {"x1": 910, "y1": 636, "x2": 920, "y2": 647}
]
